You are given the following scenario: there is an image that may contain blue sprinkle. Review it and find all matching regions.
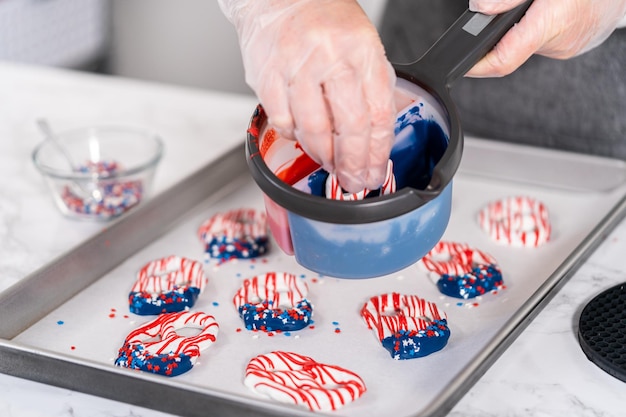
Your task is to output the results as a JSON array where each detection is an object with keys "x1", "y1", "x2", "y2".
[
  {"x1": 57, "y1": 320, "x2": 64, "y2": 325},
  {"x1": 283, "y1": 332, "x2": 291, "y2": 337},
  {"x1": 456, "y1": 302, "x2": 464, "y2": 307},
  {"x1": 332, "y1": 321, "x2": 339, "y2": 326},
  {"x1": 212, "y1": 301, "x2": 219, "y2": 307}
]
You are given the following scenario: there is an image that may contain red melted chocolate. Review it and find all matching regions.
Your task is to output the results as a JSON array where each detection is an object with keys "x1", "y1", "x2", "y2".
[{"x1": 262, "y1": 128, "x2": 320, "y2": 186}]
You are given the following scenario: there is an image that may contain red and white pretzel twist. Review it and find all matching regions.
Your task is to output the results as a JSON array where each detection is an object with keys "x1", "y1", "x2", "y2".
[
  {"x1": 244, "y1": 351, "x2": 366, "y2": 411},
  {"x1": 325, "y1": 159, "x2": 396, "y2": 200},
  {"x1": 478, "y1": 196, "x2": 551, "y2": 247},
  {"x1": 361, "y1": 293, "x2": 446, "y2": 341}
]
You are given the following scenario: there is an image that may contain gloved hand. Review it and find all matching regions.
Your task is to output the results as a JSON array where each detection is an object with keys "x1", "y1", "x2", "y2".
[
  {"x1": 467, "y1": 0, "x2": 626, "y2": 77},
  {"x1": 218, "y1": 0, "x2": 397, "y2": 193}
]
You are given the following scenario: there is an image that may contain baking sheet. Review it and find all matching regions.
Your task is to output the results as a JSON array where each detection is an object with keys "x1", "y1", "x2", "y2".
[{"x1": 2, "y1": 137, "x2": 626, "y2": 417}]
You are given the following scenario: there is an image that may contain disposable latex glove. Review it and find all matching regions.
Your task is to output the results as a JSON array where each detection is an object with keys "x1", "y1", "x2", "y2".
[
  {"x1": 219, "y1": 0, "x2": 397, "y2": 193},
  {"x1": 467, "y1": 0, "x2": 626, "y2": 77}
]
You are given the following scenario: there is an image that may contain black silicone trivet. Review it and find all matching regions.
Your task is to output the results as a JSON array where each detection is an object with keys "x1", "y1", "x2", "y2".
[{"x1": 578, "y1": 282, "x2": 626, "y2": 382}]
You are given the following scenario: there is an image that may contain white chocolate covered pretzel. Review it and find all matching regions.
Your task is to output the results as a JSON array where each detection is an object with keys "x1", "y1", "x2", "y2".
[
  {"x1": 478, "y1": 196, "x2": 551, "y2": 247},
  {"x1": 115, "y1": 311, "x2": 219, "y2": 376},
  {"x1": 244, "y1": 351, "x2": 366, "y2": 411}
]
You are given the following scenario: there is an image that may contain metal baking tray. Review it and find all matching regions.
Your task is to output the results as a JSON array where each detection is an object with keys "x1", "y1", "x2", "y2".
[{"x1": 2, "y1": 137, "x2": 626, "y2": 417}]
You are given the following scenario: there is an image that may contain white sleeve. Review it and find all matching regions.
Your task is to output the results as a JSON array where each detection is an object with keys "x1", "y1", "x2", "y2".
[
  {"x1": 618, "y1": 11, "x2": 626, "y2": 29},
  {"x1": 217, "y1": 0, "x2": 250, "y2": 23}
]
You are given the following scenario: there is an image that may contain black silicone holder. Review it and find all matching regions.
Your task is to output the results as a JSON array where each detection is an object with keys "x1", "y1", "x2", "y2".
[{"x1": 578, "y1": 282, "x2": 626, "y2": 382}]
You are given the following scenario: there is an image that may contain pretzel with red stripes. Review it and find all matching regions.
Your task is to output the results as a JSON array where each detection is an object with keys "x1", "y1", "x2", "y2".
[
  {"x1": 325, "y1": 159, "x2": 396, "y2": 200},
  {"x1": 233, "y1": 272, "x2": 312, "y2": 332},
  {"x1": 244, "y1": 351, "x2": 366, "y2": 411},
  {"x1": 361, "y1": 292, "x2": 450, "y2": 360},
  {"x1": 478, "y1": 196, "x2": 551, "y2": 247},
  {"x1": 115, "y1": 311, "x2": 219, "y2": 377},
  {"x1": 128, "y1": 255, "x2": 206, "y2": 315},
  {"x1": 198, "y1": 208, "x2": 269, "y2": 262},
  {"x1": 420, "y1": 241, "x2": 504, "y2": 299}
]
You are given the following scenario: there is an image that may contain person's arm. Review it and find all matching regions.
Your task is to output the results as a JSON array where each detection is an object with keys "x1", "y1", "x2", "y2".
[
  {"x1": 467, "y1": 0, "x2": 626, "y2": 77},
  {"x1": 218, "y1": 0, "x2": 397, "y2": 193}
]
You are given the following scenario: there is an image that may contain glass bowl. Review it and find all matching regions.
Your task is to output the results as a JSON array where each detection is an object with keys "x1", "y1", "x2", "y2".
[{"x1": 32, "y1": 125, "x2": 164, "y2": 221}]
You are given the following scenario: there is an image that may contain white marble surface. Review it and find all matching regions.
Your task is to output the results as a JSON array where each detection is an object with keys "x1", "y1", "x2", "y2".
[
  {"x1": 0, "y1": 61, "x2": 257, "y2": 293},
  {"x1": 0, "y1": 61, "x2": 624, "y2": 417}
]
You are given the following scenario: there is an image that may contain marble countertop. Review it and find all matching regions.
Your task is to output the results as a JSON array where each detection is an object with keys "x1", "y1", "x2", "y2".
[{"x1": 0, "y1": 61, "x2": 623, "y2": 417}]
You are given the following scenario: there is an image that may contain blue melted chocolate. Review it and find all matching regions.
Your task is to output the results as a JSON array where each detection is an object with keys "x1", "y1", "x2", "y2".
[
  {"x1": 380, "y1": 319, "x2": 451, "y2": 360},
  {"x1": 437, "y1": 264, "x2": 503, "y2": 299},
  {"x1": 307, "y1": 104, "x2": 448, "y2": 195},
  {"x1": 238, "y1": 299, "x2": 313, "y2": 332},
  {"x1": 307, "y1": 170, "x2": 329, "y2": 196},
  {"x1": 115, "y1": 342, "x2": 194, "y2": 377},
  {"x1": 129, "y1": 287, "x2": 201, "y2": 316},
  {"x1": 204, "y1": 236, "x2": 269, "y2": 262}
]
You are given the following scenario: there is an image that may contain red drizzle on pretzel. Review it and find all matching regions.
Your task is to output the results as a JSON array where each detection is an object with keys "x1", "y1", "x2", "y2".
[
  {"x1": 133, "y1": 256, "x2": 205, "y2": 293},
  {"x1": 198, "y1": 208, "x2": 267, "y2": 241},
  {"x1": 244, "y1": 351, "x2": 366, "y2": 411},
  {"x1": 421, "y1": 241, "x2": 497, "y2": 275},
  {"x1": 478, "y1": 196, "x2": 551, "y2": 247},
  {"x1": 233, "y1": 272, "x2": 312, "y2": 332}
]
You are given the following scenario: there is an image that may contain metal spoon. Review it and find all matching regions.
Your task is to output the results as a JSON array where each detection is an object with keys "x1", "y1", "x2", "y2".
[{"x1": 36, "y1": 119, "x2": 104, "y2": 202}]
